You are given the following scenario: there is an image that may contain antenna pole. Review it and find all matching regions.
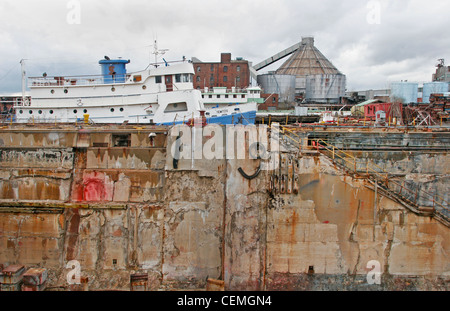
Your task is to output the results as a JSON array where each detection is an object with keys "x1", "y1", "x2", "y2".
[
  {"x1": 154, "y1": 40, "x2": 158, "y2": 65},
  {"x1": 20, "y1": 59, "x2": 26, "y2": 106},
  {"x1": 151, "y1": 39, "x2": 169, "y2": 67}
]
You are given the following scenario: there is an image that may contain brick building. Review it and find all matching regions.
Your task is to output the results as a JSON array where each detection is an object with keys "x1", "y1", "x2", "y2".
[
  {"x1": 192, "y1": 53, "x2": 250, "y2": 90},
  {"x1": 259, "y1": 93, "x2": 279, "y2": 110}
]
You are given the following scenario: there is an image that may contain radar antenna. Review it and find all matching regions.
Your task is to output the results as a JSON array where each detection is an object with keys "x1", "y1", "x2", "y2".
[{"x1": 151, "y1": 40, "x2": 169, "y2": 67}]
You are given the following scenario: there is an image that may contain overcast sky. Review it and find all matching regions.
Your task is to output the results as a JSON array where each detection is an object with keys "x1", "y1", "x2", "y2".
[{"x1": 0, "y1": 0, "x2": 449, "y2": 94}]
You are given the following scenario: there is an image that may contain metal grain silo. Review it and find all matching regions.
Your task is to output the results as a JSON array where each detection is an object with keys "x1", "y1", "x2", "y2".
[
  {"x1": 422, "y1": 82, "x2": 449, "y2": 103},
  {"x1": 305, "y1": 74, "x2": 346, "y2": 103},
  {"x1": 257, "y1": 73, "x2": 296, "y2": 103},
  {"x1": 275, "y1": 36, "x2": 346, "y2": 103},
  {"x1": 390, "y1": 82, "x2": 418, "y2": 104}
]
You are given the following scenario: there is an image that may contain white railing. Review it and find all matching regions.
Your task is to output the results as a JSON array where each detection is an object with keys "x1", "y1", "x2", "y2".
[
  {"x1": 201, "y1": 87, "x2": 248, "y2": 94},
  {"x1": 2, "y1": 97, "x2": 31, "y2": 107},
  {"x1": 28, "y1": 74, "x2": 132, "y2": 87}
]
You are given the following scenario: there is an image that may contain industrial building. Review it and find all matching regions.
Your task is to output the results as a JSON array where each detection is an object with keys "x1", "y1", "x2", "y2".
[
  {"x1": 256, "y1": 37, "x2": 346, "y2": 105},
  {"x1": 347, "y1": 81, "x2": 449, "y2": 105},
  {"x1": 191, "y1": 53, "x2": 251, "y2": 90},
  {"x1": 432, "y1": 59, "x2": 450, "y2": 83}
]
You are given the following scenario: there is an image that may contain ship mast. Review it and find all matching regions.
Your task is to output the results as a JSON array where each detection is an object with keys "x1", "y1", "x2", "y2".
[
  {"x1": 20, "y1": 59, "x2": 27, "y2": 106},
  {"x1": 152, "y1": 40, "x2": 169, "y2": 67}
]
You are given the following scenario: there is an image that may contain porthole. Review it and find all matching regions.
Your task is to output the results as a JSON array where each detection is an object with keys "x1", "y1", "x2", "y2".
[
  {"x1": 29, "y1": 110, "x2": 33, "y2": 114},
  {"x1": 49, "y1": 110, "x2": 53, "y2": 114},
  {"x1": 64, "y1": 89, "x2": 68, "y2": 94},
  {"x1": 19, "y1": 110, "x2": 23, "y2": 114},
  {"x1": 120, "y1": 108, "x2": 124, "y2": 112},
  {"x1": 111, "y1": 87, "x2": 115, "y2": 92},
  {"x1": 73, "y1": 109, "x2": 77, "y2": 114},
  {"x1": 110, "y1": 108, "x2": 115, "y2": 112},
  {"x1": 83, "y1": 109, "x2": 87, "y2": 113},
  {"x1": 38, "y1": 110, "x2": 42, "y2": 114},
  {"x1": 142, "y1": 85, "x2": 147, "y2": 90},
  {"x1": 50, "y1": 90, "x2": 55, "y2": 94}
]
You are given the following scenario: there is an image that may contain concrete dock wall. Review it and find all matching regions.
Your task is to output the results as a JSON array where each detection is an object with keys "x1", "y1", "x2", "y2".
[{"x1": 0, "y1": 125, "x2": 448, "y2": 290}]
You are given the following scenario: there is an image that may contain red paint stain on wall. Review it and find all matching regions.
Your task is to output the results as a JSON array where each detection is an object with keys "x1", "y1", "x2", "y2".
[{"x1": 83, "y1": 179, "x2": 105, "y2": 201}]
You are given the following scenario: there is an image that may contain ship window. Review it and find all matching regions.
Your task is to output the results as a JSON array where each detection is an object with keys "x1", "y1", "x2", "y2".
[
  {"x1": 175, "y1": 74, "x2": 181, "y2": 83},
  {"x1": 83, "y1": 109, "x2": 87, "y2": 113},
  {"x1": 164, "y1": 102, "x2": 188, "y2": 113},
  {"x1": 29, "y1": 110, "x2": 32, "y2": 114},
  {"x1": 38, "y1": 110, "x2": 42, "y2": 114},
  {"x1": 49, "y1": 110, "x2": 53, "y2": 114},
  {"x1": 111, "y1": 108, "x2": 115, "y2": 112},
  {"x1": 64, "y1": 89, "x2": 68, "y2": 93},
  {"x1": 111, "y1": 87, "x2": 115, "y2": 92},
  {"x1": 142, "y1": 85, "x2": 147, "y2": 90},
  {"x1": 112, "y1": 134, "x2": 131, "y2": 147},
  {"x1": 120, "y1": 108, "x2": 124, "y2": 112},
  {"x1": 51, "y1": 90, "x2": 55, "y2": 94},
  {"x1": 155, "y1": 76, "x2": 162, "y2": 83},
  {"x1": 182, "y1": 74, "x2": 190, "y2": 82},
  {"x1": 225, "y1": 95, "x2": 229, "y2": 98},
  {"x1": 73, "y1": 109, "x2": 77, "y2": 114},
  {"x1": 19, "y1": 110, "x2": 23, "y2": 114}
]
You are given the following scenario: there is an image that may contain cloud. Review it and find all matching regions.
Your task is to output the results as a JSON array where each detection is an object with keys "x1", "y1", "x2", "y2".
[{"x1": 0, "y1": 0, "x2": 449, "y2": 93}]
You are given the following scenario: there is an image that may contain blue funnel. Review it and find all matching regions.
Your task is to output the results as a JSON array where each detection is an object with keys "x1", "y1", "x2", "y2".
[{"x1": 99, "y1": 59, "x2": 130, "y2": 83}]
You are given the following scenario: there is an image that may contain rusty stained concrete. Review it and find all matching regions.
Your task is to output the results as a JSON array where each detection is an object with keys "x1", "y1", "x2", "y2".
[
  {"x1": 0, "y1": 125, "x2": 448, "y2": 290},
  {"x1": 264, "y1": 155, "x2": 449, "y2": 290}
]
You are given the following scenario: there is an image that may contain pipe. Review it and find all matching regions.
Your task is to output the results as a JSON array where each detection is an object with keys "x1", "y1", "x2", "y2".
[{"x1": 238, "y1": 165, "x2": 261, "y2": 180}]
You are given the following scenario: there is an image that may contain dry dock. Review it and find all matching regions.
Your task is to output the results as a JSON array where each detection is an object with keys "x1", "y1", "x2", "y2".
[{"x1": 0, "y1": 123, "x2": 448, "y2": 291}]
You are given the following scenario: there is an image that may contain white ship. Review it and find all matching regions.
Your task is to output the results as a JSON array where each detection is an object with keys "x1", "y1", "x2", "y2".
[
  {"x1": 13, "y1": 56, "x2": 256, "y2": 125},
  {"x1": 200, "y1": 86, "x2": 263, "y2": 124}
]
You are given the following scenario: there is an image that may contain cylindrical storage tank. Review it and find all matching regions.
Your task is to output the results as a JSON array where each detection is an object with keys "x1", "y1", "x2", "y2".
[
  {"x1": 99, "y1": 59, "x2": 130, "y2": 83},
  {"x1": 257, "y1": 73, "x2": 296, "y2": 103},
  {"x1": 390, "y1": 82, "x2": 418, "y2": 104},
  {"x1": 422, "y1": 82, "x2": 449, "y2": 103},
  {"x1": 305, "y1": 74, "x2": 346, "y2": 103}
]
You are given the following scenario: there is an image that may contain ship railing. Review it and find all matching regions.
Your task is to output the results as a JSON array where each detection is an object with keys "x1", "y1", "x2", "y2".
[
  {"x1": 1, "y1": 97, "x2": 31, "y2": 107},
  {"x1": 200, "y1": 87, "x2": 248, "y2": 94},
  {"x1": 28, "y1": 74, "x2": 133, "y2": 87},
  {"x1": 9, "y1": 115, "x2": 95, "y2": 125}
]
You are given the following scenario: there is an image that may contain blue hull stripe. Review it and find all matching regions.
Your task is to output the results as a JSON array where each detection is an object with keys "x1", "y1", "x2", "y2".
[{"x1": 158, "y1": 111, "x2": 256, "y2": 126}]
